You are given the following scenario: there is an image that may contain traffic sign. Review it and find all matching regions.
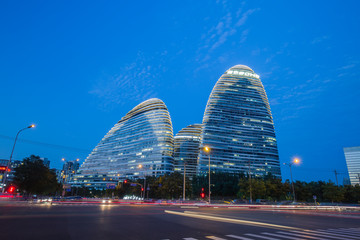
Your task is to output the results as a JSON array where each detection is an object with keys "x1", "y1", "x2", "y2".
[{"x1": 106, "y1": 183, "x2": 116, "y2": 189}]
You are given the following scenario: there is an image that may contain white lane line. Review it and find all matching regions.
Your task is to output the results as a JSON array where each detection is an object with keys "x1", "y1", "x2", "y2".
[
  {"x1": 327, "y1": 228, "x2": 360, "y2": 234},
  {"x1": 291, "y1": 230, "x2": 350, "y2": 240},
  {"x1": 262, "y1": 232, "x2": 303, "y2": 240},
  {"x1": 244, "y1": 233, "x2": 279, "y2": 240},
  {"x1": 183, "y1": 238, "x2": 198, "y2": 240},
  {"x1": 205, "y1": 236, "x2": 227, "y2": 240},
  {"x1": 315, "y1": 230, "x2": 360, "y2": 239},
  {"x1": 337, "y1": 228, "x2": 360, "y2": 231},
  {"x1": 326, "y1": 228, "x2": 360, "y2": 233},
  {"x1": 347, "y1": 228, "x2": 360, "y2": 231},
  {"x1": 226, "y1": 235, "x2": 254, "y2": 240},
  {"x1": 276, "y1": 231, "x2": 327, "y2": 240}
]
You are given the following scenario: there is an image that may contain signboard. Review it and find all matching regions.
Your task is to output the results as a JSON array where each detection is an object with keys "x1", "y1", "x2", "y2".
[
  {"x1": 0, "y1": 166, "x2": 10, "y2": 172},
  {"x1": 130, "y1": 183, "x2": 137, "y2": 187},
  {"x1": 106, "y1": 183, "x2": 116, "y2": 189}
]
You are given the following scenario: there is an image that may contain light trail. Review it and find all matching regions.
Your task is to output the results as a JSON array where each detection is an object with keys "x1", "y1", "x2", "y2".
[{"x1": 164, "y1": 210, "x2": 305, "y2": 231}]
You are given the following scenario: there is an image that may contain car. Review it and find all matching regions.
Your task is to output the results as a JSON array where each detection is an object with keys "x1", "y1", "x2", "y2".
[{"x1": 102, "y1": 199, "x2": 112, "y2": 204}]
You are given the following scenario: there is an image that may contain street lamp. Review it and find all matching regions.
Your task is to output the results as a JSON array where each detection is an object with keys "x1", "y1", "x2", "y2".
[
  {"x1": 284, "y1": 157, "x2": 300, "y2": 202},
  {"x1": 183, "y1": 162, "x2": 187, "y2": 201},
  {"x1": 2, "y1": 124, "x2": 35, "y2": 193},
  {"x1": 204, "y1": 146, "x2": 211, "y2": 204}
]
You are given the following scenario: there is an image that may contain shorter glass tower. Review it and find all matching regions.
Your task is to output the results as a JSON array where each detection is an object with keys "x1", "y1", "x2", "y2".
[{"x1": 174, "y1": 124, "x2": 202, "y2": 177}]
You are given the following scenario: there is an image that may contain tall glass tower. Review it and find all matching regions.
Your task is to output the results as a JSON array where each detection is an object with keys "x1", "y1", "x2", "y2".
[
  {"x1": 73, "y1": 98, "x2": 174, "y2": 188},
  {"x1": 198, "y1": 65, "x2": 281, "y2": 178},
  {"x1": 344, "y1": 146, "x2": 360, "y2": 186},
  {"x1": 173, "y1": 124, "x2": 202, "y2": 177}
]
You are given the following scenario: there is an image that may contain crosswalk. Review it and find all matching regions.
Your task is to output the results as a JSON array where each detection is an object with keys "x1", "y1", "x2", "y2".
[{"x1": 165, "y1": 227, "x2": 360, "y2": 240}]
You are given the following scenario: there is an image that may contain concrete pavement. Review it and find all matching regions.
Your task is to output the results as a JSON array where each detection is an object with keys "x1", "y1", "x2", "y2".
[{"x1": 1, "y1": 204, "x2": 360, "y2": 240}]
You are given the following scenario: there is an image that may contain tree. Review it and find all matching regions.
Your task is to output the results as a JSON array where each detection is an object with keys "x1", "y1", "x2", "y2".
[
  {"x1": 13, "y1": 155, "x2": 61, "y2": 195},
  {"x1": 322, "y1": 181, "x2": 344, "y2": 203}
]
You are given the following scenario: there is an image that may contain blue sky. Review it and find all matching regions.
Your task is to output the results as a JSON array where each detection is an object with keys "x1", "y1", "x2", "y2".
[{"x1": 0, "y1": 1, "x2": 359, "y2": 183}]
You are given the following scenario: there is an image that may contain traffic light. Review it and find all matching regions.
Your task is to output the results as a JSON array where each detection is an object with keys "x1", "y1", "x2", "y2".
[
  {"x1": 141, "y1": 188, "x2": 144, "y2": 192},
  {"x1": 124, "y1": 180, "x2": 127, "y2": 184},
  {"x1": 7, "y1": 186, "x2": 16, "y2": 193},
  {"x1": 200, "y1": 187, "x2": 205, "y2": 199}
]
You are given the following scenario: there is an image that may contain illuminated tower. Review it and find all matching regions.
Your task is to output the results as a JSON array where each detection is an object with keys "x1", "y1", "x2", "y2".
[
  {"x1": 198, "y1": 65, "x2": 281, "y2": 178},
  {"x1": 74, "y1": 98, "x2": 174, "y2": 188}
]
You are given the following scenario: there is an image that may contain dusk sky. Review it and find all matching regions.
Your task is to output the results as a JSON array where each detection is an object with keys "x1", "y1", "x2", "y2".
[{"x1": 1, "y1": 1, "x2": 359, "y2": 183}]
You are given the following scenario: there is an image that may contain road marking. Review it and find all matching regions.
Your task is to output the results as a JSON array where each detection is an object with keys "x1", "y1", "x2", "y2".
[
  {"x1": 205, "y1": 236, "x2": 227, "y2": 240},
  {"x1": 164, "y1": 210, "x2": 304, "y2": 231},
  {"x1": 315, "y1": 229, "x2": 360, "y2": 239},
  {"x1": 163, "y1": 228, "x2": 360, "y2": 240},
  {"x1": 276, "y1": 231, "x2": 327, "y2": 240},
  {"x1": 310, "y1": 229, "x2": 360, "y2": 239},
  {"x1": 226, "y1": 235, "x2": 254, "y2": 240},
  {"x1": 244, "y1": 233, "x2": 280, "y2": 240},
  {"x1": 324, "y1": 228, "x2": 360, "y2": 235},
  {"x1": 180, "y1": 206, "x2": 199, "y2": 209},
  {"x1": 292, "y1": 230, "x2": 353, "y2": 239},
  {"x1": 262, "y1": 232, "x2": 304, "y2": 240}
]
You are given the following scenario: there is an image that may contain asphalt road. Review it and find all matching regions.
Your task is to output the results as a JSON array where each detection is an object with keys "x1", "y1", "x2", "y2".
[{"x1": 1, "y1": 203, "x2": 360, "y2": 240}]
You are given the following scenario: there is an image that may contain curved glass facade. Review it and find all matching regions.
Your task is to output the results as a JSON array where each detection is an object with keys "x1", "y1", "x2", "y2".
[
  {"x1": 75, "y1": 98, "x2": 174, "y2": 187},
  {"x1": 198, "y1": 65, "x2": 281, "y2": 178},
  {"x1": 173, "y1": 124, "x2": 202, "y2": 177}
]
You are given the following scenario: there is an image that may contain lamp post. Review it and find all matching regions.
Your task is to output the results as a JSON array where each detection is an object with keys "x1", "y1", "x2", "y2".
[
  {"x1": 2, "y1": 124, "x2": 35, "y2": 193},
  {"x1": 183, "y1": 162, "x2": 186, "y2": 201},
  {"x1": 284, "y1": 157, "x2": 300, "y2": 202},
  {"x1": 204, "y1": 146, "x2": 211, "y2": 204},
  {"x1": 248, "y1": 159, "x2": 252, "y2": 204}
]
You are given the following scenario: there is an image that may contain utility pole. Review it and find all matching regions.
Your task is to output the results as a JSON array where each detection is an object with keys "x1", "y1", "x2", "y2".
[
  {"x1": 334, "y1": 170, "x2": 339, "y2": 186},
  {"x1": 183, "y1": 162, "x2": 186, "y2": 201},
  {"x1": 248, "y1": 159, "x2": 252, "y2": 204}
]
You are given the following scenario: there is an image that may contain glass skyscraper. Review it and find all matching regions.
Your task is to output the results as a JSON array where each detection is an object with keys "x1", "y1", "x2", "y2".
[
  {"x1": 73, "y1": 98, "x2": 174, "y2": 188},
  {"x1": 173, "y1": 124, "x2": 202, "y2": 177},
  {"x1": 344, "y1": 146, "x2": 360, "y2": 186},
  {"x1": 198, "y1": 65, "x2": 281, "y2": 178}
]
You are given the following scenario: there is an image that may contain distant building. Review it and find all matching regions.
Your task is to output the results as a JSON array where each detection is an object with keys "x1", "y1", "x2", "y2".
[
  {"x1": 24, "y1": 155, "x2": 50, "y2": 168},
  {"x1": 0, "y1": 159, "x2": 21, "y2": 188},
  {"x1": 59, "y1": 160, "x2": 80, "y2": 184},
  {"x1": 198, "y1": 65, "x2": 281, "y2": 178},
  {"x1": 174, "y1": 124, "x2": 202, "y2": 178},
  {"x1": 344, "y1": 146, "x2": 360, "y2": 186}
]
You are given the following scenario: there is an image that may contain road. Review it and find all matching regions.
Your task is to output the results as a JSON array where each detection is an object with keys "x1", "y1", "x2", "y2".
[{"x1": 1, "y1": 203, "x2": 360, "y2": 240}]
